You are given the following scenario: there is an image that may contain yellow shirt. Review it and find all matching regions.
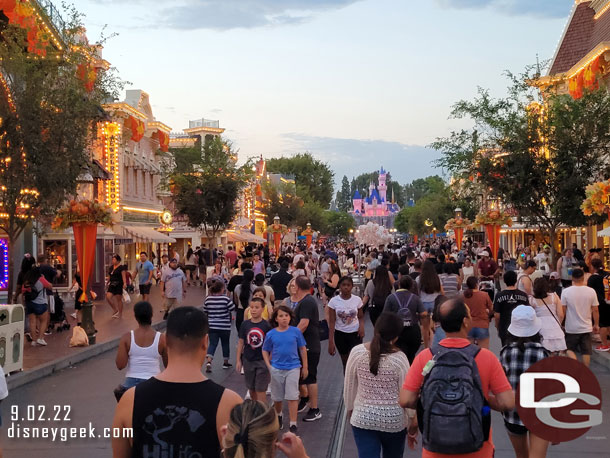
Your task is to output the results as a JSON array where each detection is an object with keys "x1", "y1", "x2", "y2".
[{"x1": 245, "y1": 306, "x2": 270, "y2": 321}]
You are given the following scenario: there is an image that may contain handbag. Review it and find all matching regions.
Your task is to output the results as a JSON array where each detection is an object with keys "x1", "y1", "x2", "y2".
[
  {"x1": 69, "y1": 326, "x2": 89, "y2": 347},
  {"x1": 319, "y1": 319, "x2": 330, "y2": 341},
  {"x1": 122, "y1": 289, "x2": 131, "y2": 304},
  {"x1": 541, "y1": 297, "x2": 565, "y2": 334}
]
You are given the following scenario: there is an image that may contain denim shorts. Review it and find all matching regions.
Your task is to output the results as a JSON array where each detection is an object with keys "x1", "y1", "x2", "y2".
[
  {"x1": 422, "y1": 301, "x2": 435, "y2": 313},
  {"x1": 468, "y1": 327, "x2": 490, "y2": 340},
  {"x1": 122, "y1": 377, "x2": 146, "y2": 389},
  {"x1": 26, "y1": 301, "x2": 48, "y2": 316}
]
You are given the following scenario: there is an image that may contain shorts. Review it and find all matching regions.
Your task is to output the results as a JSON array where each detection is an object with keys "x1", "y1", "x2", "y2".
[
  {"x1": 108, "y1": 285, "x2": 122, "y2": 296},
  {"x1": 565, "y1": 332, "x2": 592, "y2": 355},
  {"x1": 25, "y1": 301, "x2": 47, "y2": 316},
  {"x1": 139, "y1": 284, "x2": 151, "y2": 295},
  {"x1": 422, "y1": 301, "x2": 435, "y2": 313},
  {"x1": 468, "y1": 327, "x2": 490, "y2": 340},
  {"x1": 300, "y1": 351, "x2": 320, "y2": 385},
  {"x1": 269, "y1": 367, "x2": 301, "y2": 401},
  {"x1": 244, "y1": 359, "x2": 271, "y2": 392},
  {"x1": 185, "y1": 265, "x2": 196, "y2": 272},
  {"x1": 122, "y1": 377, "x2": 146, "y2": 389},
  {"x1": 334, "y1": 330, "x2": 362, "y2": 356},
  {"x1": 163, "y1": 297, "x2": 180, "y2": 312},
  {"x1": 504, "y1": 420, "x2": 528, "y2": 436},
  {"x1": 599, "y1": 305, "x2": 610, "y2": 328}
]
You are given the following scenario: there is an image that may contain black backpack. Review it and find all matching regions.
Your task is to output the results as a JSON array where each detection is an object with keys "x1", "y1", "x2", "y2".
[
  {"x1": 392, "y1": 292, "x2": 414, "y2": 327},
  {"x1": 419, "y1": 344, "x2": 486, "y2": 454},
  {"x1": 23, "y1": 280, "x2": 39, "y2": 302}
]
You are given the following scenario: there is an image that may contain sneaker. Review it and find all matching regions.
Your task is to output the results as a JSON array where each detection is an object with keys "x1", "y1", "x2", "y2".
[
  {"x1": 302, "y1": 408, "x2": 322, "y2": 422},
  {"x1": 289, "y1": 425, "x2": 298, "y2": 435},
  {"x1": 278, "y1": 415, "x2": 283, "y2": 430},
  {"x1": 44, "y1": 329, "x2": 53, "y2": 336},
  {"x1": 31, "y1": 341, "x2": 37, "y2": 347},
  {"x1": 25, "y1": 332, "x2": 33, "y2": 342},
  {"x1": 595, "y1": 345, "x2": 610, "y2": 352},
  {"x1": 297, "y1": 398, "x2": 309, "y2": 413},
  {"x1": 240, "y1": 367, "x2": 244, "y2": 375},
  {"x1": 206, "y1": 362, "x2": 212, "y2": 373},
  {"x1": 36, "y1": 338, "x2": 48, "y2": 346},
  {"x1": 70, "y1": 312, "x2": 77, "y2": 319},
  {"x1": 222, "y1": 362, "x2": 233, "y2": 369}
]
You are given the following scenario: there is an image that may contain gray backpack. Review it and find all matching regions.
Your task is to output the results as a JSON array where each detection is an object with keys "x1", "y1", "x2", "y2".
[{"x1": 420, "y1": 344, "x2": 486, "y2": 454}]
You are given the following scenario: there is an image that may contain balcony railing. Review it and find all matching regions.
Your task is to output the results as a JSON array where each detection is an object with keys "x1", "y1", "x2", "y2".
[
  {"x1": 188, "y1": 118, "x2": 220, "y2": 129},
  {"x1": 36, "y1": 0, "x2": 66, "y2": 40}
]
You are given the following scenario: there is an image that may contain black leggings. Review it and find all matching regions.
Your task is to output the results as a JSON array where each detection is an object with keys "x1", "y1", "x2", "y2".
[
  {"x1": 396, "y1": 325, "x2": 422, "y2": 364},
  {"x1": 369, "y1": 305, "x2": 384, "y2": 326}
]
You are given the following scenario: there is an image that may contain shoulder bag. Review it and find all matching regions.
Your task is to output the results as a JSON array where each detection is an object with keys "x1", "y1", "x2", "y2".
[{"x1": 541, "y1": 297, "x2": 565, "y2": 334}]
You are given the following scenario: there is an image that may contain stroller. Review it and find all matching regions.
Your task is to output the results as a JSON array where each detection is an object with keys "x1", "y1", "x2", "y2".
[{"x1": 48, "y1": 291, "x2": 70, "y2": 332}]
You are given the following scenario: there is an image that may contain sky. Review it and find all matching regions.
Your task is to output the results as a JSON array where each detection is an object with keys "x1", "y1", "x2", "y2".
[{"x1": 73, "y1": 0, "x2": 574, "y2": 189}]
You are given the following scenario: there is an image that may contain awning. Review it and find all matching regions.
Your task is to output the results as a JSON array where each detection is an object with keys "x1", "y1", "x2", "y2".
[
  {"x1": 116, "y1": 225, "x2": 176, "y2": 243},
  {"x1": 226, "y1": 232, "x2": 267, "y2": 244},
  {"x1": 598, "y1": 227, "x2": 610, "y2": 237}
]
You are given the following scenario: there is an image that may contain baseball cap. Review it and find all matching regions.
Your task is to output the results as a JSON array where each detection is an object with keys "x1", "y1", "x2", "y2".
[
  {"x1": 170, "y1": 258, "x2": 178, "y2": 262},
  {"x1": 480, "y1": 251, "x2": 490, "y2": 257},
  {"x1": 549, "y1": 271, "x2": 560, "y2": 280},
  {"x1": 508, "y1": 305, "x2": 542, "y2": 338}
]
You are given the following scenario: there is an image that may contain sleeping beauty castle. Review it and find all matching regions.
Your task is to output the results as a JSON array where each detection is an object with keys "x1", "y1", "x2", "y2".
[{"x1": 351, "y1": 167, "x2": 400, "y2": 227}]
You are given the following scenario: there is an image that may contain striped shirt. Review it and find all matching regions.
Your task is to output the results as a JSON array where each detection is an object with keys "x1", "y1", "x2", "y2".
[
  {"x1": 203, "y1": 295, "x2": 236, "y2": 331},
  {"x1": 439, "y1": 273, "x2": 460, "y2": 297}
]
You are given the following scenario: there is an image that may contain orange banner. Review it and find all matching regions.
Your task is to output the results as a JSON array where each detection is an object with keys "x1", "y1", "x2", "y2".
[
  {"x1": 273, "y1": 232, "x2": 281, "y2": 256},
  {"x1": 130, "y1": 116, "x2": 145, "y2": 142},
  {"x1": 306, "y1": 234, "x2": 312, "y2": 248},
  {"x1": 485, "y1": 224, "x2": 501, "y2": 261},
  {"x1": 455, "y1": 227, "x2": 464, "y2": 251},
  {"x1": 157, "y1": 130, "x2": 169, "y2": 152},
  {"x1": 73, "y1": 223, "x2": 97, "y2": 302}
]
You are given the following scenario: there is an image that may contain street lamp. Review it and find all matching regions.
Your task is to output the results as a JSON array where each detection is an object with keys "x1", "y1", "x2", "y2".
[
  {"x1": 455, "y1": 207, "x2": 462, "y2": 219},
  {"x1": 76, "y1": 170, "x2": 95, "y2": 201}
]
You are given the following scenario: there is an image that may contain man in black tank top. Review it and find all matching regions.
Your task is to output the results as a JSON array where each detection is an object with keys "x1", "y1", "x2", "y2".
[{"x1": 112, "y1": 307, "x2": 242, "y2": 457}]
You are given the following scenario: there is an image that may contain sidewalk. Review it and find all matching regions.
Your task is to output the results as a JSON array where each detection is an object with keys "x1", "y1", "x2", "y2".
[{"x1": 7, "y1": 282, "x2": 207, "y2": 391}]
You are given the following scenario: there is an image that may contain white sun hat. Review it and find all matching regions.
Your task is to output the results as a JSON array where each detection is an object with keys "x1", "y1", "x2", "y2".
[{"x1": 508, "y1": 305, "x2": 542, "y2": 338}]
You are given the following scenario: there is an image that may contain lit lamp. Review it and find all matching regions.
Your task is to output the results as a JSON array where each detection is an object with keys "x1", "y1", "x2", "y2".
[
  {"x1": 433, "y1": 227, "x2": 437, "y2": 239},
  {"x1": 455, "y1": 208, "x2": 462, "y2": 219},
  {"x1": 76, "y1": 170, "x2": 95, "y2": 202}
]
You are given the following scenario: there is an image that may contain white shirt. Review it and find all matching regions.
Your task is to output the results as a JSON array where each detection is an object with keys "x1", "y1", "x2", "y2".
[
  {"x1": 293, "y1": 253, "x2": 305, "y2": 265},
  {"x1": 561, "y1": 285, "x2": 599, "y2": 334},
  {"x1": 328, "y1": 294, "x2": 363, "y2": 333}
]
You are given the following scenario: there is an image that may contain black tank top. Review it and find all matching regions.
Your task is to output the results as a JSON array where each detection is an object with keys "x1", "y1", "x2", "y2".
[{"x1": 132, "y1": 378, "x2": 225, "y2": 458}]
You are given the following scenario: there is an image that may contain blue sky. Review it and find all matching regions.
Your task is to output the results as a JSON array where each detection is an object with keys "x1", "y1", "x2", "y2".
[{"x1": 74, "y1": 0, "x2": 574, "y2": 187}]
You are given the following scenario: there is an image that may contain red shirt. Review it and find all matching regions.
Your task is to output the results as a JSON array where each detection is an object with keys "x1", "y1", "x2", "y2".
[
  {"x1": 403, "y1": 338, "x2": 512, "y2": 458},
  {"x1": 478, "y1": 259, "x2": 497, "y2": 277}
]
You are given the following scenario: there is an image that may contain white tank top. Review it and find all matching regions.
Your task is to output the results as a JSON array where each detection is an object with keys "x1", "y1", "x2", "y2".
[{"x1": 125, "y1": 331, "x2": 162, "y2": 380}]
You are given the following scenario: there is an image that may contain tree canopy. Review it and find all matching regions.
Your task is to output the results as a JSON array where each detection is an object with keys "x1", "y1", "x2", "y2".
[{"x1": 266, "y1": 153, "x2": 334, "y2": 208}]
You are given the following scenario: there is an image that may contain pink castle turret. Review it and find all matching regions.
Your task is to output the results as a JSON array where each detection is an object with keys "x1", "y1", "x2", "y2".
[
  {"x1": 352, "y1": 190, "x2": 362, "y2": 213},
  {"x1": 378, "y1": 166, "x2": 387, "y2": 203}
]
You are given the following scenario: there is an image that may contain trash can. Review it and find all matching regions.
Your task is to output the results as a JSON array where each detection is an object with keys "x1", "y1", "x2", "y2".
[{"x1": 0, "y1": 304, "x2": 25, "y2": 373}]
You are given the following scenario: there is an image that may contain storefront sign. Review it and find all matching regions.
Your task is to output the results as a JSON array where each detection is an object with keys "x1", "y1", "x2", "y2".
[{"x1": 103, "y1": 122, "x2": 121, "y2": 212}]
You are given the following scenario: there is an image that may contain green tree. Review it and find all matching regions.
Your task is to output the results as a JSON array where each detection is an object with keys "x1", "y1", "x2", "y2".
[
  {"x1": 394, "y1": 208, "x2": 410, "y2": 234},
  {"x1": 266, "y1": 153, "x2": 334, "y2": 207},
  {"x1": 432, "y1": 67, "x2": 610, "y2": 261},
  {"x1": 403, "y1": 176, "x2": 447, "y2": 202},
  {"x1": 336, "y1": 175, "x2": 352, "y2": 212},
  {"x1": 325, "y1": 211, "x2": 355, "y2": 237},
  {"x1": 170, "y1": 137, "x2": 252, "y2": 262},
  {"x1": 0, "y1": 11, "x2": 123, "y2": 299},
  {"x1": 260, "y1": 181, "x2": 304, "y2": 228}
]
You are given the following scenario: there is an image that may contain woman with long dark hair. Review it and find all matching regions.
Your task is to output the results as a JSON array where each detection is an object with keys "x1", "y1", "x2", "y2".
[
  {"x1": 362, "y1": 265, "x2": 393, "y2": 325},
  {"x1": 500, "y1": 306, "x2": 550, "y2": 458},
  {"x1": 323, "y1": 261, "x2": 341, "y2": 302},
  {"x1": 417, "y1": 260, "x2": 443, "y2": 344},
  {"x1": 344, "y1": 312, "x2": 418, "y2": 457},
  {"x1": 234, "y1": 269, "x2": 255, "y2": 332},
  {"x1": 529, "y1": 277, "x2": 566, "y2": 354}
]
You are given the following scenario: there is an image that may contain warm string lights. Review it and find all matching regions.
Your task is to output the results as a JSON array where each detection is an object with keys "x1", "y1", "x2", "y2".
[{"x1": 102, "y1": 121, "x2": 121, "y2": 212}]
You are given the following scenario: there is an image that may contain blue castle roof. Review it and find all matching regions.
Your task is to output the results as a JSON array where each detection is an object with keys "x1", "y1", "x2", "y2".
[
  {"x1": 367, "y1": 189, "x2": 382, "y2": 204},
  {"x1": 353, "y1": 190, "x2": 361, "y2": 199},
  {"x1": 380, "y1": 166, "x2": 386, "y2": 175}
]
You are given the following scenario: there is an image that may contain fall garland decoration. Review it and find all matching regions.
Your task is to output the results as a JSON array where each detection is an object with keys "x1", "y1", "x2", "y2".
[
  {"x1": 52, "y1": 200, "x2": 114, "y2": 230},
  {"x1": 444, "y1": 217, "x2": 472, "y2": 231},
  {"x1": 474, "y1": 209, "x2": 513, "y2": 227},
  {"x1": 581, "y1": 180, "x2": 610, "y2": 220}
]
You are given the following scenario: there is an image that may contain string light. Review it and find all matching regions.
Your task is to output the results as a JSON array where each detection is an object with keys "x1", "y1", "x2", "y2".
[{"x1": 102, "y1": 121, "x2": 121, "y2": 212}]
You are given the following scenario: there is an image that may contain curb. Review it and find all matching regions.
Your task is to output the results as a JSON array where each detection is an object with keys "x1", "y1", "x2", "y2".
[
  {"x1": 6, "y1": 320, "x2": 167, "y2": 392},
  {"x1": 326, "y1": 395, "x2": 347, "y2": 458},
  {"x1": 591, "y1": 350, "x2": 610, "y2": 371}
]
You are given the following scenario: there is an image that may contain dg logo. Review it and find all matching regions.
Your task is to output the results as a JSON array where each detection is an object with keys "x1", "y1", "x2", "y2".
[{"x1": 517, "y1": 356, "x2": 603, "y2": 443}]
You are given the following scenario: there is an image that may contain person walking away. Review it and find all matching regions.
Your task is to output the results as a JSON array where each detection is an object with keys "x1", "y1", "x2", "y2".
[
  {"x1": 462, "y1": 276, "x2": 493, "y2": 349},
  {"x1": 22, "y1": 267, "x2": 52, "y2": 346},
  {"x1": 529, "y1": 277, "x2": 566, "y2": 354},
  {"x1": 236, "y1": 298, "x2": 272, "y2": 401},
  {"x1": 133, "y1": 252, "x2": 155, "y2": 302},
  {"x1": 557, "y1": 248, "x2": 575, "y2": 288},
  {"x1": 383, "y1": 275, "x2": 428, "y2": 360},
  {"x1": 184, "y1": 248, "x2": 198, "y2": 286},
  {"x1": 500, "y1": 306, "x2": 550, "y2": 458},
  {"x1": 292, "y1": 276, "x2": 322, "y2": 423},
  {"x1": 203, "y1": 278, "x2": 236, "y2": 372},
  {"x1": 160, "y1": 258, "x2": 187, "y2": 320},
  {"x1": 493, "y1": 270, "x2": 529, "y2": 347},
  {"x1": 517, "y1": 260, "x2": 536, "y2": 297},
  {"x1": 115, "y1": 301, "x2": 167, "y2": 390},
  {"x1": 221, "y1": 400, "x2": 309, "y2": 458},
  {"x1": 270, "y1": 261, "x2": 293, "y2": 304},
  {"x1": 234, "y1": 269, "x2": 255, "y2": 332},
  {"x1": 262, "y1": 306, "x2": 308, "y2": 434},
  {"x1": 106, "y1": 254, "x2": 126, "y2": 319},
  {"x1": 439, "y1": 263, "x2": 460, "y2": 297},
  {"x1": 363, "y1": 265, "x2": 394, "y2": 326},
  {"x1": 587, "y1": 258, "x2": 610, "y2": 351},
  {"x1": 417, "y1": 260, "x2": 444, "y2": 346},
  {"x1": 399, "y1": 298, "x2": 515, "y2": 458},
  {"x1": 225, "y1": 246, "x2": 238, "y2": 272},
  {"x1": 561, "y1": 268, "x2": 600, "y2": 367},
  {"x1": 112, "y1": 307, "x2": 242, "y2": 458},
  {"x1": 328, "y1": 277, "x2": 364, "y2": 371},
  {"x1": 344, "y1": 312, "x2": 418, "y2": 458}
]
